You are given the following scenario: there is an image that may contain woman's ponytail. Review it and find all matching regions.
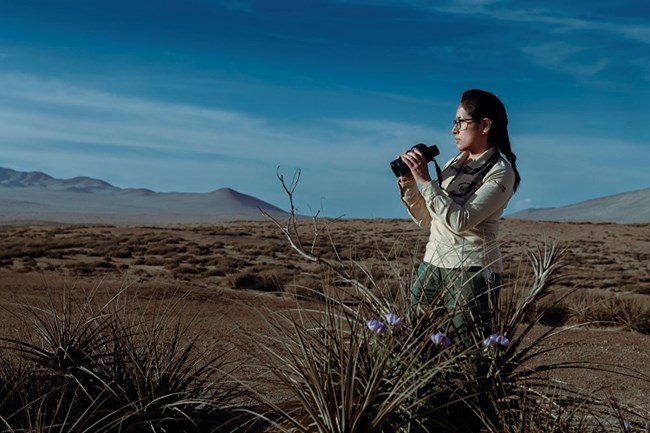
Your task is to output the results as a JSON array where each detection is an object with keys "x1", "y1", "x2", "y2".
[
  {"x1": 461, "y1": 89, "x2": 521, "y2": 193},
  {"x1": 495, "y1": 133, "x2": 521, "y2": 193}
]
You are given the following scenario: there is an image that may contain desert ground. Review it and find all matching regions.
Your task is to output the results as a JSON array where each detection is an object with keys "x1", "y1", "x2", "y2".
[{"x1": 0, "y1": 217, "x2": 649, "y2": 425}]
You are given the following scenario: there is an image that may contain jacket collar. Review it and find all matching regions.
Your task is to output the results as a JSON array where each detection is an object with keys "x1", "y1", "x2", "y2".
[{"x1": 452, "y1": 147, "x2": 499, "y2": 170}]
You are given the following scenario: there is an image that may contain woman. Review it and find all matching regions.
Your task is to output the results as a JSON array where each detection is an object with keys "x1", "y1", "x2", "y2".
[{"x1": 398, "y1": 89, "x2": 520, "y2": 345}]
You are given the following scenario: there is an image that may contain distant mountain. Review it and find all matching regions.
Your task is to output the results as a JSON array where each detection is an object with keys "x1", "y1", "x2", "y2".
[
  {"x1": 0, "y1": 167, "x2": 288, "y2": 224},
  {"x1": 0, "y1": 167, "x2": 116, "y2": 191},
  {"x1": 508, "y1": 188, "x2": 650, "y2": 224}
]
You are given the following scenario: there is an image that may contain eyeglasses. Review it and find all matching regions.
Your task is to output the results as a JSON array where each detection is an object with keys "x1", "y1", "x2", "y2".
[{"x1": 452, "y1": 118, "x2": 475, "y2": 131}]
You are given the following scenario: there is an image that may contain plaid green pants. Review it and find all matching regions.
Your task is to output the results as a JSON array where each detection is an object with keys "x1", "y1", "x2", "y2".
[{"x1": 410, "y1": 261, "x2": 501, "y2": 346}]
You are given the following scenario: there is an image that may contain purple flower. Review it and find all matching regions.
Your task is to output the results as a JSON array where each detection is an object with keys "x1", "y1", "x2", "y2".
[
  {"x1": 483, "y1": 334, "x2": 510, "y2": 347},
  {"x1": 430, "y1": 332, "x2": 452, "y2": 349},
  {"x1": 624, "y1": 420, "x2": 632, "y2": 431},
  {"x1": 367, "y1": 319, "x2": 386, "y2": 333},
  {"x1": 384, "y1": 313, "x2": 402, "y2": 326}
]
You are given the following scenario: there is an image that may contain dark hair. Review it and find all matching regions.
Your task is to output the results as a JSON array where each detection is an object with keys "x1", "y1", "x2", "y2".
[{"x1": 461, "y1": 89, "x2": 521, "y2": 193}]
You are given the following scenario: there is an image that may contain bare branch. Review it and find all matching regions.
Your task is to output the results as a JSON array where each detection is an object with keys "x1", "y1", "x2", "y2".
[{"x1": 259, "y1": 169, "x2": 387, "y2": 310}]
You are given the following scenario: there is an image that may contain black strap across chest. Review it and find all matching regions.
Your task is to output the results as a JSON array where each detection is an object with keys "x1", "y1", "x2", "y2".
[{"x1": 438, "y1": 151, "x2": 501, "y2": 198}]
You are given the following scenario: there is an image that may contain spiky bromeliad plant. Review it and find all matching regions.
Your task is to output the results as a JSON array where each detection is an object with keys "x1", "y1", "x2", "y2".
[
  {"x1": 249, "y1": 295, "x2": 469, "y2": 433},
  {"x1": 0, "y1": 287, "x2": 245, "y2": 433}
]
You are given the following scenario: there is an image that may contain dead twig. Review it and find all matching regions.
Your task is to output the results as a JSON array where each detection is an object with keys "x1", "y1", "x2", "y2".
[{"x1": 259, "y1": 168, "x2": 387, "y2": 311}]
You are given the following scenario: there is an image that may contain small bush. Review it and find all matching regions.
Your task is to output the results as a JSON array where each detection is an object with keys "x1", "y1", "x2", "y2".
[
  {"x1": 95, "y1": 260, "x2": 116, "y2": 270},
  {"x1": 143, "y1": 257, "x2": 166, "y2": 266},
  {"x1": 203, "y1": 268, "x2": 227, "y2": 277},
  {"x1": 0, "y1": 289, "x2": 246, "y2": 432},
  {"x1": 63, "y1": 262, "x2": 94, "y2": 275},
  {"x1": 230, "y1": 272, "x2": 283, "y2": 292},
  {"x1": 172, "y1": 266, "x2": 206, "y2": 279},
  {"x1": 40, "y1": 261, "x2": 56, "y2": 271}
]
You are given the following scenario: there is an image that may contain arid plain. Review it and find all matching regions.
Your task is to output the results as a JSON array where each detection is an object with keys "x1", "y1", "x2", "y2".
[{"x1": 1, "y1": 217, "x2": 650, "y2": 418}]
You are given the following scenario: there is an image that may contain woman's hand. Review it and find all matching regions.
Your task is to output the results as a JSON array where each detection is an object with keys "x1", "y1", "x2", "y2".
[{"x1": 399, "y1": 149, "x2": 432, "y2": 185}]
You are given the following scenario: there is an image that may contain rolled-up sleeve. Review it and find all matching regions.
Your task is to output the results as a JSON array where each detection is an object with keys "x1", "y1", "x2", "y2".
[{"x1": 398, "y1": 179, "x2": 432, "y2": 229}]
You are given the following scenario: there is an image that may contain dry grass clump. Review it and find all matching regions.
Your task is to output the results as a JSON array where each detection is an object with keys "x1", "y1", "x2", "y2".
[
  {"x1": 229, "y1": 270, "x2": 293, "y2": 293},
  {"x1": 565, "y1": 291, "x2": 650, "y2": 333},
  {"x1": 0, "y1": 287, "x2": 246, "y2": 433},
  {"x1": 516, "y1": 287, "x2": 650, "y2": 333}
]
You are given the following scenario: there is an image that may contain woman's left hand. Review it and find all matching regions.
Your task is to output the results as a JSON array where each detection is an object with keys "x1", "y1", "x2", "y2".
[{"x1": 400, "y1": 149, "x2": 432, "y2": 185}]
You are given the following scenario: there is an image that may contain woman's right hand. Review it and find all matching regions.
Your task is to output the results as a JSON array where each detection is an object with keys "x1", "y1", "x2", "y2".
[{"x1": 400, "y1": 149, "x2": 432, "y2": 185}]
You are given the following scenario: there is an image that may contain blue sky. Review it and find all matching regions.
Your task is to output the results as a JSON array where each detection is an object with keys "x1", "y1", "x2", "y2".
[{"x1": 0, "y1": 0, "x2": 648, "y2": 218}]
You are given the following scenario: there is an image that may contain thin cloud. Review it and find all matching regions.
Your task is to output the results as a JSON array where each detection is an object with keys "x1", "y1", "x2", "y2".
[
  {"x1": 0, "y1": 74, "x2": 433, "y2": 179},
  {"x1": 486, "y1": 9, "x2": 650, "y2": 45},
  {"x1": 521, "y1": 42, "x2": 611, "y2": 78},
  {"x1": 441, "y1": 2, "x2": 650, "y2": 45},
  {"x1": 337, "y1": 0, "x2": 647, "y2": 85},
  {"x1": 339, "y1": 0, "x2": 650, "y2": 45},
  {"x1": 0, "y1": 75, "x2": 280, "y2": 155}
]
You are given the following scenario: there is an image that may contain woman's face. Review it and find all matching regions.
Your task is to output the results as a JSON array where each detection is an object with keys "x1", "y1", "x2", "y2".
[{"x1": 452, "y1": 104, "x2": 489, "y2": 155}]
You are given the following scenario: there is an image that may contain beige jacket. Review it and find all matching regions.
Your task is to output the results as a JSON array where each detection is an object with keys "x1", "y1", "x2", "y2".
[{"x1": 399, "y1": 147, "x2": 515, "y2": 273}]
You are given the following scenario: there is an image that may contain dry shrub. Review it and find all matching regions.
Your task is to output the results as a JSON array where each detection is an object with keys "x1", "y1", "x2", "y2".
[
  {"x1": 203, "y1": 268, "x2": 227, "y2": 277},
  {"x1": 181, "y1": 252, "x2": 196, "y2": 261},
  {"x1": 95, "y1": 260, "x2": 116, "y2": 270},
  {"x1": 98, "y1": 246, "x2": 133, "y2": 259},
  {"x1": 209, "y1": 257, "x2": 241, "y2": 269},
  {"x1": 21, "y1": 257, "x2": 37, "y2": 268},
  {"x1": 566, "y1": 291, "x2": 650, "y2": 333},
  {"x1": 143, "y1": 257, "x2": 166, "y2": 266},
  {"x1": 229, "y1": 231, "x2": 253, "y2": 237},
  {"x1": 173, "y1": 265, "x2": 206, "y2": 277},
  {"x1": 163, "y1": 258, "x2": 181, "y2": 270},
  {"x1": 63, "y1": 262, "x2": 95, "y2": 275},
  {"x1": 189, "y1": 245, "x2": 213, "y2": 256},
  {"x1": 131, "y1": 268, "x2": 152, "y2": 278},
  {"x1": 241, "y1": 246, "x2": 265, "y2": 258},
  {"x1": 230, "y1": 271, "x2": 285, "y2": 293},
  {"x1": 211, "y1": 241, "x2": 225, "y2": 249},
  {"x1": 184, "y1": 256, "x2": 206, "y2": 265},
  {"x1": 39, "y1": 262, "x2": 57, "y2": 271},
  {"x1": 0, "y1": 288, "x2": 246, "y2": 432},
  {"x1": 149, "y1": 244, "x2": 187, "y2": 256}
]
